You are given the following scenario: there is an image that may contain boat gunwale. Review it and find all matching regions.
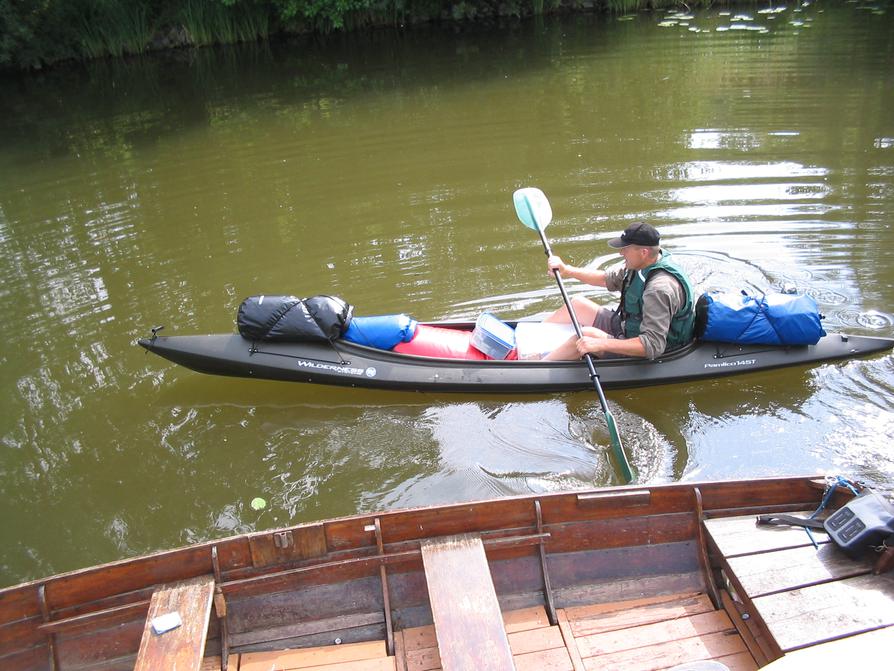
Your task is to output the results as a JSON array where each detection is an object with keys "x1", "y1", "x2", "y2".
[
  {"x1": 247, "y1": 322, "x2": 894, "y2": 367},
  {"x1": 0, "y1": 475, "x2": 828, "y2": 605}
]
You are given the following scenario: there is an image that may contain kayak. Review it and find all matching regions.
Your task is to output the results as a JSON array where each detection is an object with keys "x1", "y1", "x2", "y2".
[{"x1": 137, "y1": 322, "x2": 894, "y2": 393}]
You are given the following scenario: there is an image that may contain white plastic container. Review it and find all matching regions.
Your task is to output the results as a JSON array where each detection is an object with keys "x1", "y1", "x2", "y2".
[
  {"x1": 470, "y1": 313, "x2": 516, "y2": 359},
  {"x1": 514, "y1": 322, "x2": 576, "y2": 360}
]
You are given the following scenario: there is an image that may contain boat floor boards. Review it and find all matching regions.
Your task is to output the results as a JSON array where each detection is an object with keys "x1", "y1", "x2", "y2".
[
  {"x1": 204, "y1": 593, "x2": 757, "y2": 671},
  {"x1": 236, "y1": 639, "x2": 392, "y2": 670}
]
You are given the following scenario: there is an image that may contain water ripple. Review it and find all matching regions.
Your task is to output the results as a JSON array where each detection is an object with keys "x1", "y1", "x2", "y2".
[{"x1": 827, "y1": 309, "x2": 894, "y2": 331}]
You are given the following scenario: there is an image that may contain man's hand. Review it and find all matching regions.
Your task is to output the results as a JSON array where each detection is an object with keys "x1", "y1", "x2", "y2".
[
  {"x1": 576, "y1": 328, "x2": 611, "y2": 356},
  {"x1": 578, "y1": 331, "x2": 648, "y2": 359},
  {"x1": 547, "y1": 255, "x2": 568, "y2": 277}
]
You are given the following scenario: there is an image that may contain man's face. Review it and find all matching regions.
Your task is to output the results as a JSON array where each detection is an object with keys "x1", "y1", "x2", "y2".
[{"x1": 618, "y1": 245, "x2": 652, "y2": 270}]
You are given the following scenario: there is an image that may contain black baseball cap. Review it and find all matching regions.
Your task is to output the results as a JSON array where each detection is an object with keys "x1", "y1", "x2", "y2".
[{"x1": 608, "y1": 222, "x2": 660, "y2": 248}]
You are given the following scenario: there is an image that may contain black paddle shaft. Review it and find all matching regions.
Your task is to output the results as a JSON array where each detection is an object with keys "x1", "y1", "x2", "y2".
[{"x1": 536, "y1": 228, "x2": 612, "y2": 410}]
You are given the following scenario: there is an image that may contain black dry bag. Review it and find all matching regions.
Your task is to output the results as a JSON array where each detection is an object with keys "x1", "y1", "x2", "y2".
[{"x1": 237, "y1": 295, "x2": 353, "y2": 342}]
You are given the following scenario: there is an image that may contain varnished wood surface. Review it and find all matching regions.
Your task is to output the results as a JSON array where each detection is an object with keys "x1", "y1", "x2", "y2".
[
  {"x1": 566, "y1": 592, "x2": 755, "y2": 671},
  {"x1": 133, "y1": 575, "x2": 215, "y2": 671},
  {"x1": 719, "y1": 589, "x2": 773, "y2": 667},
  {"x1": 754, "y1": 573, "x2": 894, "y2": 651},
  {"x1": 420, "y1": 534, "x2": 516, "y2": 671},
  {"x1": 350, "y1": 596, "x2": 753, "y2": 671},
  {"x1": 397, "y1": 605, "x2": 576, "y2": 671},
  {"x1": 727, "y1": 541, "x2": 875, "y2": 597},
  {"x1": 703, "y1": 511, "x2": 824, "y2": 558},
  {"x1": 240, "y1": 640, "x2": 390, "y2": 671},
  {"x1": 213, "y1": 596, "x2": 754, "y2": 671},
  {"x1": 706, "y1": 511, "x2": 894, "y2": 654},
  {"x1": 762, "y1": 625, "x2": 894, "y2": 668}
]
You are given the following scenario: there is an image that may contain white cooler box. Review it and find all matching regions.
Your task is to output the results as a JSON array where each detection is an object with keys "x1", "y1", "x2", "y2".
[{"x1": 514, "y1": 322, "x2": 576, "y2": 360}]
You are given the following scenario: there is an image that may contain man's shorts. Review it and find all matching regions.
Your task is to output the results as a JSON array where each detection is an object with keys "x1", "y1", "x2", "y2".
[{"x1": 593, "y1": 307, "x2": 624, "y2": 339}]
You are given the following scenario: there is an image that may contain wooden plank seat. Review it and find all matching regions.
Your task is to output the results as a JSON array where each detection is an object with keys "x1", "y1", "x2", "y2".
[
  {"x1": 420, "y1": 533, "x2": 516, "y2": 671},
  {"x1": 134, "y1": 574, "x2": 215, "y2": 671}
]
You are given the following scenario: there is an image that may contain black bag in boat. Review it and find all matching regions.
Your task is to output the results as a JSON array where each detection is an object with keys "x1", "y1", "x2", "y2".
[{"x1": 237, "y1": 295, "x2": 353, "y2": 342}]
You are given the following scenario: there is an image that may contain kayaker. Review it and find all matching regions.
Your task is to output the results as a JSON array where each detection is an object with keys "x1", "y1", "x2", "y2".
[{"x1": 542, "y1": 222, "x2": 695, "y2": 360}]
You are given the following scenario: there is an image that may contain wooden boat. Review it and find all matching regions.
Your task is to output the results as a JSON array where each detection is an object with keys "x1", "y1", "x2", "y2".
[
  {"x1": 137, "y1": 323, "x2": 894, "y2": 393},
  {"x1": 2, "y1": 475, "x2": 892, "y2": 670}
]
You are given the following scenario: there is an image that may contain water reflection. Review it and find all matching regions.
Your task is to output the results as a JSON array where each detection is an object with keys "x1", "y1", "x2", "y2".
[
  {"x1": 682, "y1": 357, "x2": 894, "y2": 496},
  {"x1": 659, "y1": 160, "x2": 823, "y2": 182},
  {"x1": 668, "y1": 182, "x2": 830, "y2": 204}
]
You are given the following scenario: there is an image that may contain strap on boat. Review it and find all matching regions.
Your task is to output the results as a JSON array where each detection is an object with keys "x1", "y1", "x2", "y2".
[
  {"x1": 249, "y1": 342, "x2": 350, "y2": 367},
  {"x1": 326, "y1": 338, "x2": 349, "y2": 365},
  {"x1": 755, "y1": 514, "x2": 826, "y2": 530},
  {"x1": 874, "y1": 535, "x2": 894, "y2": 575},
  {"x1": 755, "y1": 476, "x2": 862, "y2": 546}
]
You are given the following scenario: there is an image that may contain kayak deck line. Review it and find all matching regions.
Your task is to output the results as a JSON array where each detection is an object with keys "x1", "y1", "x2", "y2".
[{"x1": 137, "y1": 322, "x2": 894, "y2": 393}]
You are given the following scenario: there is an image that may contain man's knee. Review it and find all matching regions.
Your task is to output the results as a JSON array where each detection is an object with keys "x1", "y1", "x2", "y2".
[
  {"x1": 570, "y1": 297, "x2": 600, "y2": 323},
  {"x1": 570, "y1": 296, "x2": 597, "y2": 311}
]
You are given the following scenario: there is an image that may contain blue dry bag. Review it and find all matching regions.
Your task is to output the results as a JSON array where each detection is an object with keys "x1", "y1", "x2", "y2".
[
  {"x1": 696, "y1": 291, "x2": 826, "y2": 346},
  {"x1": 343, "y1": 314, "x2": 418, "y2": 350}
]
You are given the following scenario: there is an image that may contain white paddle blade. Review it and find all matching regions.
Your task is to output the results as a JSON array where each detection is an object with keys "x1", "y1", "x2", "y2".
[{"x1": 513, "y1": 187, "x2": 553, "y2": 232}]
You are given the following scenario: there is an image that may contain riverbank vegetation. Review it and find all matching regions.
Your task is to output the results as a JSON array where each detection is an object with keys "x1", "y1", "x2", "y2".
[{"x1": 2, "y1": 0, "x2": 734, "y2": 71}]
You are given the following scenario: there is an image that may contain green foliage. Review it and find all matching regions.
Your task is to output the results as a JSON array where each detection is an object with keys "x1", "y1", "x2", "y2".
[
  {"x1": 271, "y1": 0, "x2": 370, "y2": 30},
  {"x1": 77, "y1": 0, "x2": 155, "y2": 59},
  {"x1": 1, "y1": 0, "x2": 77, "y2": 69},
  {"x1": 0, "y1": 1, "x2": 35, "y2": 68},
  {"x1": 451, "y1": 2, "x2": 478, "y2": 20},
  {"x1": 0, "y1": 0, "x2": 729, "y2": 71},
  {"x1": 604, "y1": 0, "x2": 650, "y2": 13},
  {"x1": 179, "y1": 0, "x2": 270, "y2": 46}
]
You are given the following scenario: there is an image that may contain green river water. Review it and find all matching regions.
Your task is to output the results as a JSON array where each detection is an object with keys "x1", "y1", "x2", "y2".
[{"x1": 2, "y1": 2, "x2": 894, "y2": 586}]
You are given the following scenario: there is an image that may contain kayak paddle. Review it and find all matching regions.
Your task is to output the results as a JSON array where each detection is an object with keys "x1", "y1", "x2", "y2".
[{"x1": 512, "y1": 187, "x2": 633, "y2": 483}]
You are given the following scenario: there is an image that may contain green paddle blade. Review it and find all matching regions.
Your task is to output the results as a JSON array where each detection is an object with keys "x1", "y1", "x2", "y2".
[
  {"x1": 513, "y1": 187, "x2": 553, "y2": 232},
  {"x1": 603, "y1": 410, "x2": 633, "y2": 483}
]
